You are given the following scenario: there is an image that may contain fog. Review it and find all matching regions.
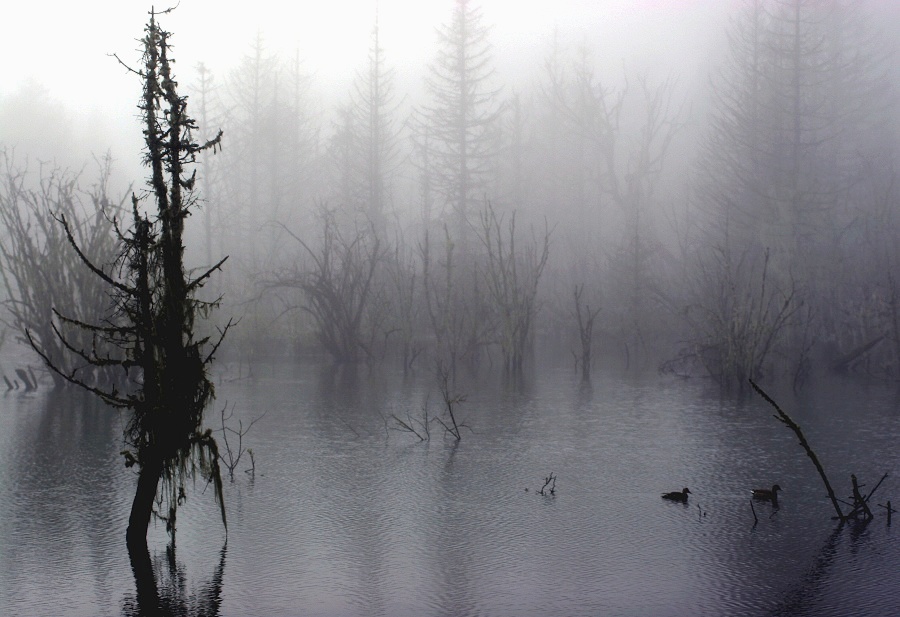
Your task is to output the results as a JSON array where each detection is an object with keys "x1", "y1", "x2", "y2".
[
  {"x1": 0, "y1": 1, "x2": 732, "y2": 173},
  {"x1": 2, "y1": 0, "x2": 900, "y2": 391}
]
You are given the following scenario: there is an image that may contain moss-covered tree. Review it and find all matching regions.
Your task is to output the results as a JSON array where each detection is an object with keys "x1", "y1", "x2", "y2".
[{"x1": 29, "y1": 8, "x2": 229, "y2": 550}]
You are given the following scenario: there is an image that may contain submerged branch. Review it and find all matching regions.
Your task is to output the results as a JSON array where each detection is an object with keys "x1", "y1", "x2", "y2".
[{"x1": 749, "y1": 379, "x2": 846, "y2": 522}]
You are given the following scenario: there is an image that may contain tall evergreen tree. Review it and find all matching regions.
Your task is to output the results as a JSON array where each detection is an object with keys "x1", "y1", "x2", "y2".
[
  {"x1": 415, "y1": 0, "x2": 501, "y2": 248},
  {"x1": 351, "y1": 11, "x2": 401, "y2": 236}
]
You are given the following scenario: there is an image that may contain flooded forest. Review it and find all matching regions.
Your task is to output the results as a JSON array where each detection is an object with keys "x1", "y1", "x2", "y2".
[{"x1": 3, "y1": 1, "x2": 900, "y2": 616}]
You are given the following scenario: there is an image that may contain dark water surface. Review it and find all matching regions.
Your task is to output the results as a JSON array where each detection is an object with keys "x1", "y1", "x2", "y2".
[{"x1": 2, "y1": 361, "x2": 900, "y2": 616}]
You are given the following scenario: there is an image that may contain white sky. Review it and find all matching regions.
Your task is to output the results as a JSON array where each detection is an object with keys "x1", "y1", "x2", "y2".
[
  {"x1": 0, "y1": 0, "x2": 744, "y2": 186},
  {"x1": 1, "y1": 0, "x2": 732, "y2": 110}
]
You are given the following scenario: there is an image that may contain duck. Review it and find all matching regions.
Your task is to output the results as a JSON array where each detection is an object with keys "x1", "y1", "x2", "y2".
[
  {"x1": 751, "y1": 484, "x2": 782, "y2": 502},
  {"x1": 662, "y1": 487, "x2": 691, "y2": 502}
]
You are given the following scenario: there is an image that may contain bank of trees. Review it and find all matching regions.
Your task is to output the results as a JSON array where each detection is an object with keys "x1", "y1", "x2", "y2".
[
  {"x1": 677, "y1": 0, "x2": 898, "y2": 388},
  {"x1": 216, "y1": 0, "x2": 896, "y2": 386},
  {"x1": 249, "y1": 1, "x2": 550, "y2": 379},
  {"x1": 3, "y1": 0, "x2": 899, "y2": 391}
]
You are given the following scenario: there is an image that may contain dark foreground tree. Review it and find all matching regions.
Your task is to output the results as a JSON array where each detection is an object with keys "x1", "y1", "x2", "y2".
[{"x1": 29, "y1": 9, "x2": 229, "y2": 551}]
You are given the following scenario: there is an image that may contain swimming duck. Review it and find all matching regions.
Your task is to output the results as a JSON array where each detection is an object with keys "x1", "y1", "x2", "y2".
[
  {"x1": 752, "y1": 484, "x2": 782, "y2": 502},
  {"x1": 662, "y1": 487, "x2": 691, "y2": 502}
]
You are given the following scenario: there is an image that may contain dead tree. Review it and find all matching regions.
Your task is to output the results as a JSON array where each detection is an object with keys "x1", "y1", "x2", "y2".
[
  {"x1": 549, "y1": 56, "x2": 681, "y2": 359},
  {"x1": 680, "y1": 246, "x2": 805, "y2": 391},
  {"x1": 751, "y1": 380, "x2": 889, "y2": 524},
  {"x1": 383, "y1": 239, "x2": 424, "y2": 370},
  {"x1": 267, "y1": 211, "x2": 386, "y2": 363},
  {"x1": 0, "y1": 152, "x2": 126, "y2": 388},
  {"x1": 419, "y1": 225, "x2": 492, "y2": 377},
  {"x1": 477, "y1": 202, "x2": 551, "y2": 373},
  {"x1": 573, "y1": 283, "x2": 601, "y2": 381}
]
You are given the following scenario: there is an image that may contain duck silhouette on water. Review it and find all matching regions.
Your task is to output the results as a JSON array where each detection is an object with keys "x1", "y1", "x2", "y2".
[
  {"x1": 752, "y1": 484, "x2": 782, "y2": 504},
  {"x1": 661, "y1": 487, "x2": 691, "y2": 503}
]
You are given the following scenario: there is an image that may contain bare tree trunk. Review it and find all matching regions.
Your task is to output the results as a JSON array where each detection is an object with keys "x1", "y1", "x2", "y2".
[
  {"x1": 126, "y1": 457, "x2": 164, "y2": 549},
  {"x1": 574, "y1": 284, "x2": 600, "y2": 382}
]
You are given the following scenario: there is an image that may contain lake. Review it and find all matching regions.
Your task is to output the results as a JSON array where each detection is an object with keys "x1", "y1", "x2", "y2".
[{"x1": 2, "y1": 359, "x2": 900, "y2": 616}]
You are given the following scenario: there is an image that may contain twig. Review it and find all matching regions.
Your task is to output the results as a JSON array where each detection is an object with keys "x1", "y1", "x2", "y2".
[
  {"x1": 539, "y1": 472, "x2": 557, "y2": 496},
  {"x1": 390, "y1": 411, "x2": 428, "y2": 441},
  {"x1": 335, "y1": 415, "x2": 360, "y2": 438},
  {"x1": 878, "y1": 501, "x2": 896, "y2": 525},
  {"x1": 245, "y1": 449, "x2": 255, "y2": 477},
  {"x1": 850, "y1": 474, "x2": 873, "y2": 520},
  {"x1": 436, "y1": 361, "x2": 464, "y2": 440},
  {"x1": 218, "y1": 403, "x2": 267, "y2": 480},
  {"x1": 863, "y1": 472, "x2": 889, "y2": 504}
]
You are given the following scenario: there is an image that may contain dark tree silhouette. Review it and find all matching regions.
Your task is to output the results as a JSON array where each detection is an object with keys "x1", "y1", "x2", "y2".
[
  {"x1": 477, "y1": 202, "x2": 550, "y2": 373},
  {"x1": 681, "y1": 0, "x2": 891, "y2": 386},
  {"x1": 28, "y1": 8, "x2": 230, "y2": 551}
]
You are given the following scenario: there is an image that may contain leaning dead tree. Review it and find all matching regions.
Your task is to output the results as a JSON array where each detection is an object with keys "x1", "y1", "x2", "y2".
[
  {"x1": 750, "y1": 380, "x2": 888, "y2": 523},
  {"x1": 28, "y1": 9, "x2": 230, "y2": 550}
]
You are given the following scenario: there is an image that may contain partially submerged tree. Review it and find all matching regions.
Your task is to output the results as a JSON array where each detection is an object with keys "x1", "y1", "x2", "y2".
[
  {"x1": 382, "y1": 238, "x2": 424, "y2": 371},
  {"x1": 477, "y1": 202, "x2": 550, "y2": 373},
  {"x1": 676, "y1": 245, "x2": 806, "y2": 392},
  {"x1": 29, "y1": 9, "x2": 229, "y2": 550},
  {"x1": 0, "y1": 152, "x2": 125, "y2": 388},
  {"x1": 419, "y1": 225, "x2": 493, "y2": 377},
  {"x1": 266, "y1": 209, "x2": 386, "y2": 363},
  {"x1": 572, "y1": 283, "x2": 601, "y2": 382}
]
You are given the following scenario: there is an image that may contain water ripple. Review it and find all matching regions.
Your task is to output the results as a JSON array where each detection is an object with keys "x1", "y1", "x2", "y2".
[{"x1": 3, "y1": 366, "x2": 900, "y2": 616}]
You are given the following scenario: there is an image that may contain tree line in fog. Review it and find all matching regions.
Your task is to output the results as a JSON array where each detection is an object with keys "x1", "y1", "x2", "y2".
[{"x1": 1, "y1": 0, "x2": 899, "y2": 392}]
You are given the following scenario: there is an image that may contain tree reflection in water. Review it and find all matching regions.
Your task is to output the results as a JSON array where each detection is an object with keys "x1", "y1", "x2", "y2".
[
  {"x1": 123, "y1": 541, "x2": 226, "y2": 617},
  {"x1": 770, "y1": 520, "x2": 873, "y2": 617}
]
